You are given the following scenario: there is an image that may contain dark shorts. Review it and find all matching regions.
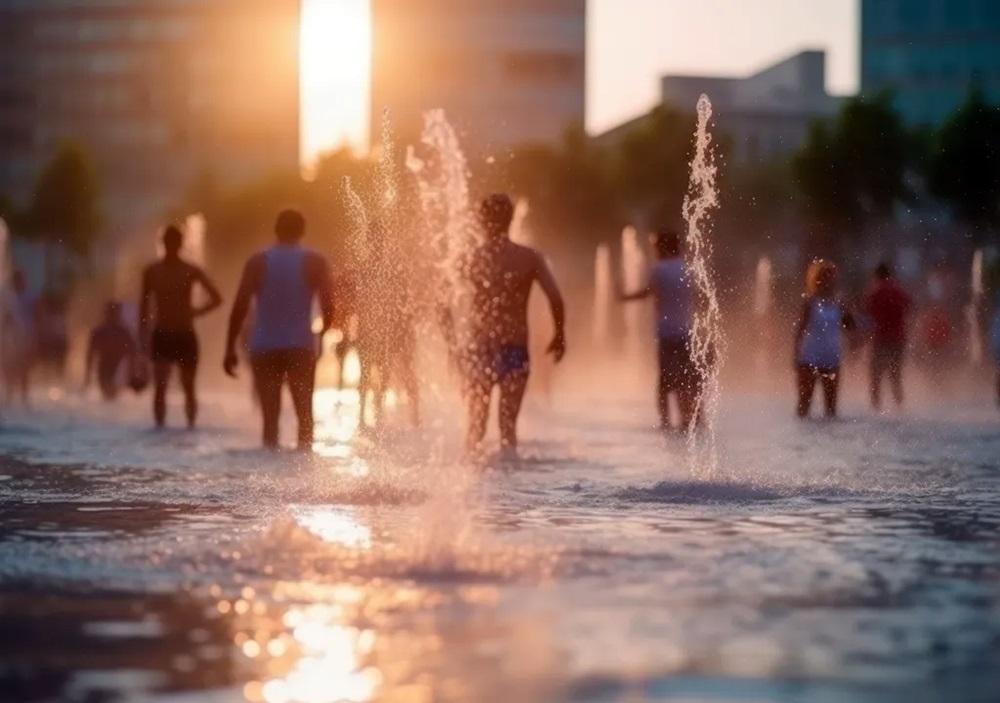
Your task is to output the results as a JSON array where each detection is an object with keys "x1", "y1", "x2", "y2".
[
  {"x1": 465, "y1": 344, "x2": 530, "y2": 385},
  {"x1": 151, "y1": 328, "x2": 199, "y2": 366},
  {"x1": 658, "y1": 337, "x2": 700, "y2": 393}
]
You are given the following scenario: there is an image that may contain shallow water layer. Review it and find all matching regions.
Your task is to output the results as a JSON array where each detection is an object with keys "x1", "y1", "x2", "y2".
[{"x1": 1, "y1": 386, "x2": 999, "y2": 703}]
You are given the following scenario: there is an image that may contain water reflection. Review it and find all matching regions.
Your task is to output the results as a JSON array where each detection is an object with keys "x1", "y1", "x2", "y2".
[{"x1": 293, "y1": 506, "x2": 372, "y2": 549}]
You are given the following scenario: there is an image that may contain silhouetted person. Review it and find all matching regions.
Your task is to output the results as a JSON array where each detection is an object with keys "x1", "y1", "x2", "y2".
[
  {"x1": 224, "y1": 209, "x2": 334, "y2": 449},
  {"x1": 794, "y1": 259, "x2": 855, "y2": 419},
  {"x1": 865, "y1": 262, "x2": 912, "y2": 410},
  {"x1": 460, "y1": 194, "x2": 565, "y2": 457},
  {"x1": 140, "y1": 225, "x2": 222, "y2": 428},
  {"x1": 621, "y1": 229, "x2": 700, "y2": 431},
  {"x1": 85, "y1": 301, "x2": 136, "y2": 401},
  {"x1": 1, "y1": 269, "x2": 35, "y2": 405}
]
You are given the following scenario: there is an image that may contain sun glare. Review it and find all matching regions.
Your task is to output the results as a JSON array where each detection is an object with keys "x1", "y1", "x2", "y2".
[{"x1": 300, "y1": 0, "x2": 372, "y2": 170}]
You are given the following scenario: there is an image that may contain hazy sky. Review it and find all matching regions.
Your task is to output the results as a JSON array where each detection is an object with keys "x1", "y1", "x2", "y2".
[
  {"x1": 301, "y1": 0, "x2": 858, "y2": 158},
  {"x1": 587, "y1": 0, "x2": 859, "y2": 133}
]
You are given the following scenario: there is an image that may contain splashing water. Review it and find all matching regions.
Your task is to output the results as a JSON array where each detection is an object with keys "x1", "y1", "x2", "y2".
[
  {"x1": 682, "y1": 94, "x2": 724, "y2": 476},
  {"x1": 406, "y1": 109, "x2": 480, "y2": 344},
  {"x1": 968, "y1": 248, "x2": 984, "y2": 365},
  {"x1": 342, "y1": 176, "x2": 369, "y2": 266}
]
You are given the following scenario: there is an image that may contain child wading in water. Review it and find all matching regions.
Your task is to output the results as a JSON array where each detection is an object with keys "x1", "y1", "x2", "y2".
[{"x1": 794, "y1": 259, "x2": 855, "y2": 418}]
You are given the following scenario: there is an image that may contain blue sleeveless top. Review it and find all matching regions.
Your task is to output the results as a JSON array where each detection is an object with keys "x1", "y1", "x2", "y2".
[
  {"x1": 250, "y1": 245, "x2": 314, "y2": 354},
  {"x1": 798, "y1": 298, "x2": 844, "y2": 369}
]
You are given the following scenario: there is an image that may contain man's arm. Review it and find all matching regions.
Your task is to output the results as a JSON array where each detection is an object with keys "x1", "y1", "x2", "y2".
[
  {"x1": 535, "y1": 252, "x2": 566, "y2": 362},
  {"x1": 194, "y1": 268, "x2": 223, "y2": 317},
  {"x1": 138, "y1": 267, "x2": 153, "y2": 350},
  {"x1": 223, "y1": 256, "x2": 262, "y2": 377}
]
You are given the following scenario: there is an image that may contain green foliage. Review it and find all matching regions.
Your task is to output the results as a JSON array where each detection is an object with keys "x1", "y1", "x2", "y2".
[
  {"x1": 927, "y1": 89, "x2": 1000, "y2": 238},
  {"x1": 506, "y1": 125, "x2": 620, "y2": 246},
  {"x1": 26, "y1": 142, "x2": 101, "y2": 255},
  {"x1": 793, "y1": 93, "x2": 910, "y2": 235}
]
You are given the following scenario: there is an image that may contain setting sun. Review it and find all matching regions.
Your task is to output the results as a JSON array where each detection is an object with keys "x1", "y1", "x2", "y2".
[{"x1": 300, "y1": 0, "x2": 372, "y2": 167}]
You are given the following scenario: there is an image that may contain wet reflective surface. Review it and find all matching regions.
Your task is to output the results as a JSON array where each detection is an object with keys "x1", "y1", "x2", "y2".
[{"x1": 1, "y1": 385, "x2": 999, "y2": 702}]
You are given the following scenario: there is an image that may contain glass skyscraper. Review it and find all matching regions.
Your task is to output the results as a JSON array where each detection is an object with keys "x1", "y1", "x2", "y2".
[{"x1": 861, "y1": 0, "x2": 1000, "y2": 125}]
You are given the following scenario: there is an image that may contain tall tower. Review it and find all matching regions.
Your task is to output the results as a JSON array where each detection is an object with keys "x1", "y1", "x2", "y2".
[{"x1": 370, "y1": 0, "x2": 585, "y2": 156}]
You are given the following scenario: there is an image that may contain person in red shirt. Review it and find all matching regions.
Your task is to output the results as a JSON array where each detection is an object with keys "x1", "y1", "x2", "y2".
[{"x1": 865, "y1": 262, "x2": 912, "y2": 410}]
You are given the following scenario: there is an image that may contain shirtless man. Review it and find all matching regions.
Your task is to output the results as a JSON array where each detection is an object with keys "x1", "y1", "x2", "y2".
[
  {"x1": 460, "y1": 193, "x2": 565, "y2": 457},
  {"x1": 224, "y1": 209, "x2": 334, "y2": 449},
  {"x1": 140, "y1": 225, "x2": 222, "y2": 428}
]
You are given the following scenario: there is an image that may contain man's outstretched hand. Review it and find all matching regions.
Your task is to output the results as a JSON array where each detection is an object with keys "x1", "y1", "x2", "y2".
[
  {"x1": 547, "y1": 333, "x2": 566, "y2": 363},
  {"x1": 223, "y1": 350, "x2": 239, "y2": 378}
]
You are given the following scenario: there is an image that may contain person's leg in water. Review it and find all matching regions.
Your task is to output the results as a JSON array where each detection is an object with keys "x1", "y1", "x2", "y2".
[
  {"x1": 287, "y1": 350, "x2": 316, "y2": 449},
  {"x1": 796, "y1": 364, "x2": 817, "y2": 418},
  {"x1": 821, "y1": 368, "x2": 840, "y2": 418},
  {"x1": 179, "y1": 361, "x2": 198, "y2": 429},
  {"x1": 657, "y1": 339, "x2": 671, "y2": 430},
  {"x1": 153, "y1": 361, "x2": 171, "y2": 427},
  {"x1": 465, "y1": 370, "x2": 493, "y2": 455},
  {"x1": 499, "y1": 370, "x2": 529, "y2": 455},
  {"x1": 252, "y1": 353, "x2": 283, "y2": 449}
]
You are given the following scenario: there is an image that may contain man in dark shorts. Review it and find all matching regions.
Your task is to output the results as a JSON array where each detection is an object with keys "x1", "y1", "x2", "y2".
[
  {"x1": 85, "y1": 301, "x2": 136, "y2": 400},
  {"x1": 224, "y1": 210, "x2": 334, "y2": 449},
  {"x1": 621, "y1": 230, "x2": 701, "y2": 431},
  {"x1": 460, "y1": 194, "x2": 565, "y2": 458},
  {"x1": 140, "y1": 225, "x2": 222, "y2": 428}
]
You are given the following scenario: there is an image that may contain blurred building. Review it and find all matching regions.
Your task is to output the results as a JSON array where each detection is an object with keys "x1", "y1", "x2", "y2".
[
  {"x1": 861, "y1": 0, "x2": 1000, "y2": 126},
  {"x1": 0, "y1": 0, "x2": 300, "y2": 235},
  {"x1": 371, "y1": 0, "x2": 586, "y2": 156},
  {"x1": 599, "y1": 51, "x2": 841, "y2": 165}
]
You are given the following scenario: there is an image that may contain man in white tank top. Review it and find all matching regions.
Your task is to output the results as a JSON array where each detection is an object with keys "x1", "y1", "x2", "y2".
[
  {"x1": 223, "y1": 210, "x2": 334, "y2": 449},
  {"x1": 621, "y1": 230, "x2": 701, "y2": 430}
]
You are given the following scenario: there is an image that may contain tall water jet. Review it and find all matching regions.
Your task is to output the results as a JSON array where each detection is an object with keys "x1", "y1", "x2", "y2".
[
  {"x1": 968, "y1": 248, "x2": 985, "y2": 365},
  {"x1": 406, "y1": 109, "x2": 480, "y2": 349},
  {"x1": 592, "y1": 244, "x2": 612, "y2": 346},
  {"x1": 621, "y1": 226, "x2": 645, "y2": 360},
  {"x1": 342, "y1": 176, "x2": 370, "y2": 265},
  {"x1": 682, "y1": 94, "x2": 724, "y2": 476},
  {"x1": 0, "y1": 217, "x2": 8, "y2": 385},
  {"x1": 184, "y1": 213, "x2": 207, "y2": 267}
]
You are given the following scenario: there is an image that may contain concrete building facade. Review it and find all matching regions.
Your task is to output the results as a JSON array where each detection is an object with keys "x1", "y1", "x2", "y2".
[
  {"x1": 861, "y1": 0, "x2": 1000, "y2": 126},
  {"x1": 659, "y1": 50, "x2": 840, "y2": 164},
  {"x1": 0, "y1": 0, "x2": 300, "y2": 234},
  {"x1": 371, "y1": 0, "x2": 586, "y2": 155}
]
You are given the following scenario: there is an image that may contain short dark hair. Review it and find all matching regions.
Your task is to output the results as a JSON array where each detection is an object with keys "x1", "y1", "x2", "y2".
[
  {"x1": 275, "y1": 209, "x2": 306, "y2": 242},
  {"x1": 654, "y1": 229, "x2": 681, "y2": 257},
  {"x1": 479, "y1": 193, "x2": 515, "y2": 235},
  {"x1": 875, "y1": 262, "x2": 892, "y2": 279},
  {"x1": 162, "y1": 225, "x2": 183, "y2": 250}
]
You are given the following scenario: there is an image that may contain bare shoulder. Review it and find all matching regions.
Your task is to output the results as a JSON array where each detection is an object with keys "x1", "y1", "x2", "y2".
[{"x1": 508, "y1": 241, "x2": 544, "y2": 268}]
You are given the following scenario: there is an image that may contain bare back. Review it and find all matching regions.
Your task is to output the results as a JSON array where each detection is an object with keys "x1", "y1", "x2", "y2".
[
  {"x1": 468, "y1": 239, "x2": 549, "y2": 348},
  {"x1": 142, "y1": 259, "x2": 205, "y2": 332}
]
